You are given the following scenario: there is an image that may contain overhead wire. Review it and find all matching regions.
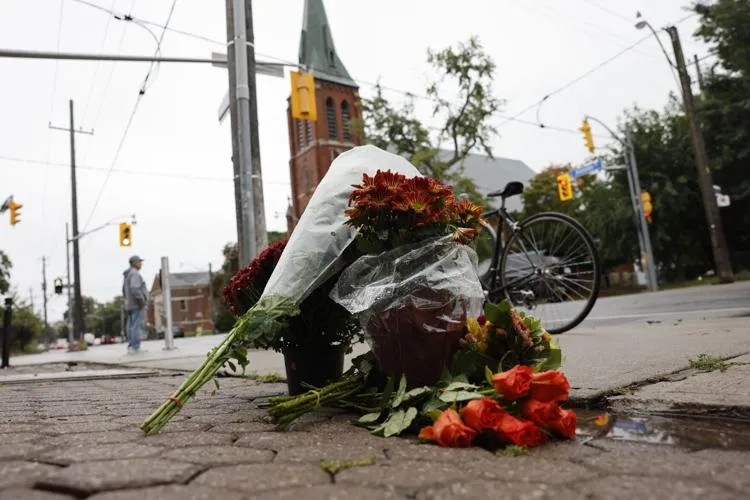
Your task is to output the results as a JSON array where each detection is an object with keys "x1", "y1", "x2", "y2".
[
  {"x1": 0, "y1": 155, "x2": 290, "y2": 185},
  {"x1": 40, "y1": 0, "x2": 66, "y2": 255},
  {"x1": 81, "y1": 0, "x2": 177, "y2": 233},
  {"x1": 79, "y1": 0, "x2": 117, "y2": 125}
]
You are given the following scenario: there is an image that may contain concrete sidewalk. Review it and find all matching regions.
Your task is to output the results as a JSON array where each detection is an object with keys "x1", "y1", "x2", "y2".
[{"x1": 0, "y1": 375, "x2": 748, "y2": 500}]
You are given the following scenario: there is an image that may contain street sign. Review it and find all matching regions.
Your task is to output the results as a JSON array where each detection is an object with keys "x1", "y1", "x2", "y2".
[
  {"x1": 571, "y1": 158, "x2": 603, "y2": 178},
  {"x1": 717, "y1": 194, "x2": 731, "y2": 208},
  {"x1": 212, "y1": 53, "x2": 286, "y2": 123}
]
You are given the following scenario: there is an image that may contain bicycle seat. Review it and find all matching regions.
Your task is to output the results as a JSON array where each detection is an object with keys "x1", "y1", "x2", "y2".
[{"x1": 487, "y1": 181, "x2": 524, "y2": 198}]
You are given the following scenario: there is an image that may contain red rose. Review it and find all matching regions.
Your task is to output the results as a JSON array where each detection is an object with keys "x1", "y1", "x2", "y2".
[
  {"x1": 493, "y1": 413, "x2": 547, "y2": 447},
  {"x1": 520, "y1": 399, "x2": 560, "y2": 429},
  {"x1": 460, "y1": 397, "x2": 506, "y2": 432},
  {"x1": 530, "y1": 370, "x2": 570, "y2": 402},
  {"x1": 550, "y1": 408, "x2": 577, "y2": 439},
  {"x1": 420, "y1": 408, "x2": 477, "y2": 448},
  {"x1": 491, "y1": 365, "x2": 533, "y2": 400}
]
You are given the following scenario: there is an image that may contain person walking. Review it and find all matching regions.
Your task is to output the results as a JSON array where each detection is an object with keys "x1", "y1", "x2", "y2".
[{"x1": 123, "y1": 255, "x2": 148, "y2": 354}]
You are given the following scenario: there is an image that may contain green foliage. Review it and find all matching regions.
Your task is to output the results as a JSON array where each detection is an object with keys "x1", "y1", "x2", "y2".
[
  {"x1": 0, "y1": 251, "x2": 11, "y2": 295},
  {"x1": 361, "y1": 36, "x2": 504, "y2": 206},
  {"x1": 0, "y1": 297, "x2": 43, "y2": 352},
  {"x1": 688, "y1": 353, "x2": 729, "y2": 373}
]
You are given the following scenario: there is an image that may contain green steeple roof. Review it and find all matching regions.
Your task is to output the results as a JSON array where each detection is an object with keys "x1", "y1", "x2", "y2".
[{"x1": 298, "y1": 0, "x2": 357, "y2": 88}]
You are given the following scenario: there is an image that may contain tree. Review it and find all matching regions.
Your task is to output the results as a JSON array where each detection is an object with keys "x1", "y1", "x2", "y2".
[
  {"x1": 361, "y1": 36, "x2": 504, "y2": 204},
  {"x1": 0, "y1": 251, "x2": 11, "y2": 295},
  {"x1": 0, "y1": 296, "x2": 43, "y2": 352},
  {"x1": 521, "y1": 165, "x2": 636, "y2": 270},
  {"x1": 610, "y1": 103, "x2": 712, "y2": 281},
  {"x1": 693, "y1": 0, "x2": 750, "y2": 268}
]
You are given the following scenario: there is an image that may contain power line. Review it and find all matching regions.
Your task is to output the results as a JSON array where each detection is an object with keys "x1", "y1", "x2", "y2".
[
  {"x1": 581, "y1": 0, "x2": 634, "y2": 24},
  {"x1": 79, "y1": 0, "x2": 117, "y2": 125},
  {"x1": 41, "y1": 0, "x2": 67, "y2": 256},
  {"x1": 81, "y1": 0, "x2": 177, "y2": 232},
  {"x1": 500, "y1": 13, "x2": 697, "y2": 128},
  {"x1": 0, "y1": 155, "x2": 290, "y2": 185}
]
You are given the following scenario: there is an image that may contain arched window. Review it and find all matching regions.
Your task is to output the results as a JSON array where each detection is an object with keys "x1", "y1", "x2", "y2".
[
  {"x1": 326, "y1": 98, "x2": 338, "y2": 140},
  {"x1": 305, "y1": 120, "x2": 313, "y2": 144},
  {"x1": 341, "y1": 101, "x2": 352, "y2": 142}
]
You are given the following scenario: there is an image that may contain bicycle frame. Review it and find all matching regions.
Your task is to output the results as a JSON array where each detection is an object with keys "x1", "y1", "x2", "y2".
[{"x1": 481, "y1": 199, "x2": 539, "y2": 298}]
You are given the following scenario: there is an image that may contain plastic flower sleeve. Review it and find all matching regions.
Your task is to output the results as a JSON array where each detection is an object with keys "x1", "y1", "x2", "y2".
[
  {"x1": 261, "y1": 145, "x2": 421, "y2": 305},
  {"x1": 330, "y1": 237, "x2": 485, "y2": 387}
]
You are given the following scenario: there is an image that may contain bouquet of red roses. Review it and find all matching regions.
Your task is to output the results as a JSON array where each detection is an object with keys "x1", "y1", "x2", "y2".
[{"x1": 419, "y1": 366, "x2": 575, "y2": 448}]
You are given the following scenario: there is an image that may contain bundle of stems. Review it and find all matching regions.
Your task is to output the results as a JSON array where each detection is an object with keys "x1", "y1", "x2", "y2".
[
  {"x1": 263, "y1": 374, "x2": 366, "y2": 428},
  {"x1": 141, "y1": 297, "x2": 297, "y2": 435}
]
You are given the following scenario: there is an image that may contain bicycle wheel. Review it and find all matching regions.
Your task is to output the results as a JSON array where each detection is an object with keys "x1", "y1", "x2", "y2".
[{"x1": 499, "y1": 212, "x2": 600, "y2": 334}]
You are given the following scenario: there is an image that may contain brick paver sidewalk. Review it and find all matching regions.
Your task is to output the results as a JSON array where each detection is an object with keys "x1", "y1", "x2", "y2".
[{"x1": 0, "y1": 374, "x2": 747, "y2": 499}]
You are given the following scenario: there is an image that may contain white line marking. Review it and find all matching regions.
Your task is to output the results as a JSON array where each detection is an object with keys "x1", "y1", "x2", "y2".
[{"x1": 585, "y1": 306, "x2": 750, "y2": 322}]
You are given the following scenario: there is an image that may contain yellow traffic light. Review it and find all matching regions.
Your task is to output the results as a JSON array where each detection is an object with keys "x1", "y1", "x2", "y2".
[
  {"x1": 579, "y1": 119, "x2": 595, "y2": 154},
  {"x1": 557, "y1": 173, "x2": 574, "y2": 201},
  {"x1": 290, "y1": 71, "x2": 317, "y2": 121},
  {"x1": 119, "y1": 223, "x2": 132, "y2": 247},
  {"x1": 8, "y1": 200, "x2": 22, "y2": 226},
  {"x1": 641, "y1": 191, "x2": 653, "y2": 223}
]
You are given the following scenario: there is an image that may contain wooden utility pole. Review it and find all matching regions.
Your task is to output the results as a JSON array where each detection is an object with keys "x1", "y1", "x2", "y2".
[
  {"x1": 50, "y1": 100, "x2": 94, "y2": 341},
  {"x1": 666, "y1": 26, "x2": 734, "y2": 283}
]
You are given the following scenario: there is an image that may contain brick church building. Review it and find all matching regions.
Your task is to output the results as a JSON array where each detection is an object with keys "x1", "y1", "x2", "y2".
[{"x1": 286, "y1": 0, "x2": 362, "y2": 233}]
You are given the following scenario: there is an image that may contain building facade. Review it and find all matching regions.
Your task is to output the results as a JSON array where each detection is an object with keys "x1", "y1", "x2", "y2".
[
  {"x1": 147, "y1": 272, "x2": 214, "y2": 334},
  {"x1": 286, "y1": 0, "x2": 362, "y2": 234}
]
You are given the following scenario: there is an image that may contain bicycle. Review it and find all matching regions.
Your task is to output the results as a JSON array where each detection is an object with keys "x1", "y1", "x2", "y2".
[{"x1": 475, "y1": 181, "x2": 601, "y2": 334}]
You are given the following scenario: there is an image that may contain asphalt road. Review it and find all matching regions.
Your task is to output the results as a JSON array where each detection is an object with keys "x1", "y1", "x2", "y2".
[
  {"x1": 12, "y1": 281, "x2": 750, "y2": 379},
  {"x1": 580, "y1": 280, "x2": 750, "y2": 328}
]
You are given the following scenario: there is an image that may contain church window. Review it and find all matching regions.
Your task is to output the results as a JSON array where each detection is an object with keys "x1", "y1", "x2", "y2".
[
  {"x1": 326, "y1": 98, "x2": 338, "y2": 139},
  {"x1": 341, "y1": 101, "x2": 352, "y2": 142}
]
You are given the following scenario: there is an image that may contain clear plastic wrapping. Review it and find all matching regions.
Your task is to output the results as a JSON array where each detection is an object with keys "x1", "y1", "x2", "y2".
[
  {"x1": 331, "y1": 237, "x2": 485, "y2": 386},
  {"x1": 260, "y1": 145, "x2": 421, "y2": 304}
]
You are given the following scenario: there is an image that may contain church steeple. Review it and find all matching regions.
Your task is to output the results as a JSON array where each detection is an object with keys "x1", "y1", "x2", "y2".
[
  {"x1": 298, "y1": 0, "x2": 357, "y2": 88},
  {"x1": 286, "y1": 0, "x2": 362, "y2": 236}
]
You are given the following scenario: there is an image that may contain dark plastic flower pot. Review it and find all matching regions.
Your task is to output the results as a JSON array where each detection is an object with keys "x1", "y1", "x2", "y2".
[{"x1": 283, "y1": 343, "x2": 347, "y2": 396}]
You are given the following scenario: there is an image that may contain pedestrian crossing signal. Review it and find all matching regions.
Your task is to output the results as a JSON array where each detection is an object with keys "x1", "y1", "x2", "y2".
[
  {"x1": 53, "y1": 278, "x2": 63, "y2": 295},
  {"x1": 557, "y1": 173, "x2": 574, "y2": 201},
  {"x1": 119, "y1": 223, "x2": 132, "y2": 247},
  {"x1": 290, "y1": 71, "x2": 317, "y2": 121}
]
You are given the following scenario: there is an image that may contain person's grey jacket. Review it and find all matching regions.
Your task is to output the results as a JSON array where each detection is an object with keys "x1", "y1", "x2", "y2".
[{"x1": 122, "y1": 267, "x2": 149, "y2": 312}]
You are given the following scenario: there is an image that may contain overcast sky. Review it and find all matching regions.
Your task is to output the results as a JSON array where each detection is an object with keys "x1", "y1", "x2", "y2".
[{"x1": 0, "y1": 0, "x2": 713, "y2": 324}]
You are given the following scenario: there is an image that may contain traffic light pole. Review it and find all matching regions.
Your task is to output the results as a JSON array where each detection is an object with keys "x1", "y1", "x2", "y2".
[
  {"x1": 584, "y1": 115, "x2": 658, "y2": 291},
  {"x1": 666, "y1": 26, "x2": 734, "y2": 283},
  {"x1": 65, "y1": 223, "x2": 73, "y2": 343},
  {"x1": 626, "y1": 129, "x2": 658, "y2": 292}
]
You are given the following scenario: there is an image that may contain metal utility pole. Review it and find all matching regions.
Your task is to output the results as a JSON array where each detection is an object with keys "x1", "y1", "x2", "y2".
[
  {"x1": 584, "y1": 115, "x2": 658, "y2": 291},
  {"x1": 225, "y1": 0, "x2": 266, "y2": 267},
  {"x1": 2, "y1": 298, "x2": 11, "y2": 369},
  {"x1": 51, "y1": 101, "x2": 94, "y2": 341},
  {"x1": 160, "y1": 257, "x2": 176, "y2": 350},
  {"x1": 666, "y1": 26, "x2": 734, "y2": 283},
  {"x1": 41, "y1": 257, "x2": 49, "y2": 349},
  {"x1": 626, "y1": 129, "x2": 659, "y2": 291}
]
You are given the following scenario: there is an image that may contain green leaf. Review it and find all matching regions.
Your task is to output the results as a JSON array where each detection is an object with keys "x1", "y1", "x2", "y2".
[
  {"x1": 391, "y1": 375, "x2": 408, "y2": 408},
  {"x1": 358, "y1": 412, "x2": 382, "y2": 425},
  {"x1": 484, "y1": 300, "x2": 511, "y2": 330},
  {"x1": 537, "y1": 347, "x2": 562, "y2": 371},
  {"x1": 402, "y1": 387, "x2": 431, "y2": 403},
  {"x1": 438, "y1": 390, "x2": 483, "y2": 403},
  {"x1": 226, "y1": 361, "x2": 237, "y2": 373},
  {"x1": 422, "y1": 396, "x2": 447, "y2": 413},
  {"x1": 379, "y1": 376, "x2": 396, "y2": 409},
  {"x1": 371, "y1": 407, "x2": 419, "y2": 438},
  {"x1": 443, "y1": 381, "x2": 478, "y2": 391},
  {"x1": 213, "y1": 378, "x2": 220, "y2": 390},
  {"x1": 484, "y1": 365, "x2": 494, "y2": 384}
]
